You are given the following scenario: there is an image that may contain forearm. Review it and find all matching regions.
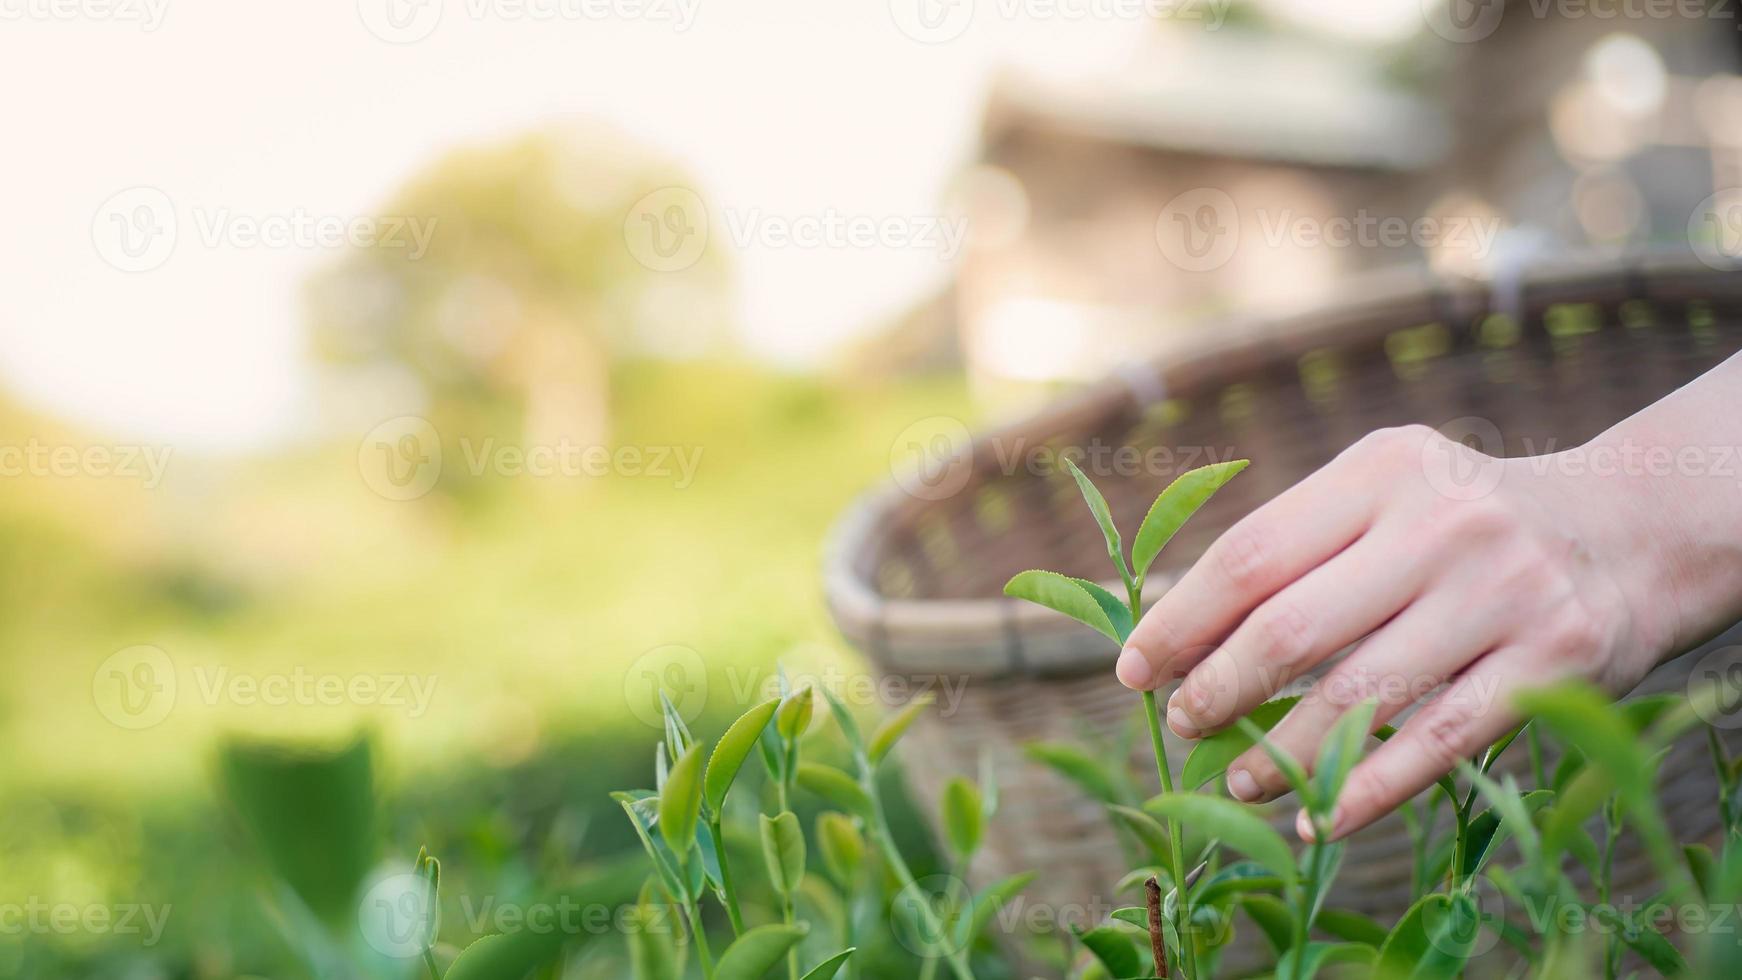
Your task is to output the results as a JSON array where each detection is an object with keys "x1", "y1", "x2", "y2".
[{"x1": 1567, "y1": 350, "x2": 1742, "y2": 660}]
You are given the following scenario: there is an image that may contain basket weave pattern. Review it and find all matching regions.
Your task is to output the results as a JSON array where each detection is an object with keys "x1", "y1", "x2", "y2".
[{"x1": 825, "y1": 257, "x2": 1742, "y2": 942}]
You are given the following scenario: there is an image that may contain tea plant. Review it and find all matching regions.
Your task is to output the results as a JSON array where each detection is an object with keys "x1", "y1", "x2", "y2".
[
  {"x1": 1005, "y1": 457, "x2": 1742, "y2": 979},
  {"x1": 613, "y1": 676, "x2": 1029, "y2": 980}
]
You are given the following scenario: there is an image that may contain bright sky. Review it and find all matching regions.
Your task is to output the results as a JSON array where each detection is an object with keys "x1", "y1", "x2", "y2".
[{"x1": 0, "y1": 0, "x2": 1419, "y2": 452}]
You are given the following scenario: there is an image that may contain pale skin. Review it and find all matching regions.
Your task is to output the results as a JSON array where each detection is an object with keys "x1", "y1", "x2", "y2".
[{"x1": 1115, "y1": 352, "x2": 1742, "y2": 842}]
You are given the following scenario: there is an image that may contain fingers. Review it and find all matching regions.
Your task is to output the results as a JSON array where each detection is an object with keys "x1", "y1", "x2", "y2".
[
  {"x1": 1164, "y1": 526, "x2": 1428, "y2": 739},
  {"x1": 1223, "y1": 587, "x2": 1503, "y2": 803},
  {"x1": 1296, "y1": 647, "x2": 1534, "y2": 842},
  {"x1": 1117, "y1": 453, "x2": 1378, "y2": 691}
]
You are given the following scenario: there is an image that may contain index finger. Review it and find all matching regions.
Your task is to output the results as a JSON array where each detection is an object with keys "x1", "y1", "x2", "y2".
[{"x1": 1115, "y1": 446, "x2": 1380, "y2": 691}]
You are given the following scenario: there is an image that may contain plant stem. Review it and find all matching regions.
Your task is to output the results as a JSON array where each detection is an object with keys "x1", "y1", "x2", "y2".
[
  {"x1": 1527, "y1": 725, "x2": 1547, "y2": 790},
  {"x1": 1599, "y1": 801, "x2": 1620, "y2": 980},
  {"x1": 1708, "y1": 725, "x2": 1736, "y2": 833},
  {"x1": 784, "y1": 897, "x2": 799, "y2": 980},
  {"x1": 709, "y1": 817, "x2": 748, "y2": 937},
  {"x1": 422, "y1": 948, "x2": 441, "y2": 980},
  {"x1": 1142, "y1": 689, "x2": 1193, "y2": 980},
  {"x1": 864, "y1": 777, "x2": 977, "y2": 980},
  {"x1": 685, "y1": 895, "x2": 716, "y2": 980},
  {"x1": 1289, "y1": 839, "x2": 1326, "y2": 980}
]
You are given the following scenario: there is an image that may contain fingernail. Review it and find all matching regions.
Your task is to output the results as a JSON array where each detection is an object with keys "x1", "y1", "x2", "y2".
[
  {"x1": 1116, "y1": 646, "x2": 1153, "y2": 690},
  {"x1": 1166, "y1": 706, "x2": 1199, "y2": 739},
  {"x1": 1295, "y1": 808, "x2": 1315, "y2": 842},
  {"x1": 1227, "y1": 769, "x2": 1260, "y2": 802}
]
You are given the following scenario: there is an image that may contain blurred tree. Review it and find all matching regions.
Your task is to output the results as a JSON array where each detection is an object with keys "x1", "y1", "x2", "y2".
[{"x1": 305, "y1": 126, "x2": 731, "y2": 490}]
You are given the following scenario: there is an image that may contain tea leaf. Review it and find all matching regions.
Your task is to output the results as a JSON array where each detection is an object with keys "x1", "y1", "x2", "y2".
[
  {"x1": 1456, "y1": 764, "x2": 1550, "y2": 877},
  {"x1": 1587, "y1": 903, "x2": 1687, "y2": 975},
  {"x1": 1003, "y1": 569, "x2": 1121, "y2": 643},
  {"x1": 1073, "y1": 924, "x2": 1142, "y2": 978},
  {"x1": 1131, "y1": 459, "x2": 1250, "y2": 584},
  {"x1": 1109, "y1": 805, "x2": 1177, "y2": 874},
  {"x1": 1145, "y1": 794, "x2": 1297, "y2": 884},
  {"x1": 1025, "y1": 742, "x2": 1124, "y2": 806},
  {"x1": 660, "y1": 691, "x2": 694, "y2": 765},
  {"x1": 1236, "y1": 717, "x2": 1315, "y2": 810},
  {"x1": 1071, "y1": 577, "x2": 1135, "y2": 642},
  {"x1": 777, "y1": 686, "x2": 815, "y2": 741},
  {"x1": 1376, "y1": 892, "x2": 1477, "y2": 979},
  {"x1": 868, "y1": 695, "x2": 935, "y2": 765},
  {"x1": 796, "y1": 762, "x2": 873, "y2": 817},
  {"x1": 1316, "y1": 907, "x2": 1388, "y2": 947},
  {"x1": 1181, "y1": 696, "x2": 1300, "y2": 789},
  {"x1": 657, "y1": 742, "x2": 705, "y2": 860},
  {"x1": 1313, "y1": 698, "x2": 1378, "y2": 809},
  {"x1": 628, "y1": 881, "x2": 683, "y2": 980},
  {"x1": 715, "y1": 924, "x2": 809, "y2": 980},
  {"x1": 1239, "y1": 893, "x2": 1293, "y2": 954},
  {"x1": 816, "y1": 811, "x2": 865, "y2": 886},
  {"x1": 799, "y1": 949, "x2": 857, "y2": 980},
  {"x1": 941, "y1": 777, "x2": 984, "y2": 859},
  {"x1": 1687, "y1": 843, "x2": 1718, "y2": 900},
  {"x1": 444, "y1": 929, "x2": 567, "y2": 980},
  {"x1": 818, "y1": 686, "x2": 867, "y2": 764},
  {"x1": 704, "y1": 697, "x2": 780, "y2": 813},
  {"x1": 968, "y1": 871, "x2": 1037, "y2": 941},
  {"x1": 1193, "y1": 861, "x2": 1283, "y2": 904},
  {"x1": 1516, "y1": 683, "x2": 1652, "y2": 808},
  {"x1": 613, "y1": 791, "x2": 689, "y2": 903},
  {"x1": 1280, "y1": 941, "x2": 1378, "y2": 980},
  {"x1": 1061, "y1": 457, "x2": 1134, "y2": 589},
  {"x1": 760, "y1": 811, "x2": 806, "y2": 897}
]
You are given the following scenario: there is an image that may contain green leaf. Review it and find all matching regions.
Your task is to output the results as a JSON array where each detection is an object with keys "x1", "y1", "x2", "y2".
[
  {"x1": 1236, "y1": 717, "x2": 1314, "y2": 809},
  {"x1": 1072, "y1": 577, "x2": 1136, "y2": 642},
  {"x1": 1131, "y1": 459, "x2": 1250, "y2": 584},
  {"x1": 1375, "y1": 892, "x2": 1477, "y2": 980},
  {"x1": 868, "y1": 695, "x2": 935, "y2": 765},
  {"x1": 217, "y1": 735, "x2": 376, "y2": 928},
  {"x1": 1193, "y1": 861, "x2": 1283, "y2": 904},
  {"x1": 705, "y1": 697, "x2": 780, "y2": 813},
  {"x1": 628, "y1": 881, "x2": 683, "y2": 980},
  {"x1": 1588, "y1": 903, "x2": 1687, "y2": 975},
  {"x1": 1239, "y1": 893, "x2": 1293, "y2": 954},
  {"x1": 760, "y1": 811, "x2": 806, "y2": 897},
  {"x1": 799, "y1": 949, "x2": 857, "y2": 980},
  {"x1": 1061, "y1": 457, "x2": 1134, "y2": 588},
  {"x1": 968, "y1": 871, "x2": 1037, "y2": 941},
  {"x1": 1109, "y1": 805, "x2": 1176, "y2": 873},
  {"x1": 1316, "y1": 907, "x2": 1387, "y2": 947},
  {"x1": 658, "y1": 741, "x2": 705, "y2": 860},
  {"x1": 1516, "y1": 683, "x2": 1653, "y2": 810},
  {"x1": 1454, "y1": 767, "x2": 1552, "y2": 878},
  {"x1": 777, "y1": 686, "x2": 815, "y2": 741},
  {"x1": 1003, "y1": 569, "x2": 1121, "y2": 643},
  {"x1": 1145, "y1": 794, "x2": 1297, "y2": 884},
  {"x1": 715, "y1": 924, "x2": 809, "y2": 980},
  {"x1": 1025, "y1": 742, "x2": 1123, "y2": 805},
  {"x1": 941, "y1": 777, "x2": 985, "y2": 859},
  {"x1": 818, "y1": 686, "x2": 867, "y2": 763},
  {"x1": 796, "y1": 762, "x2": 873, "y2": 817},
  {"x1": 1074, "y1": 924, "x2": 1141, "y2": 979},
  {"x1": 816, "y1": 811, "x2": 865, "y2": 887},
  {"x1": 1280, "y1": 941, "x2": 1378, "y2": 980},
  {"x1": 1181, "y1": 696, "x2": 1300, "y2": 790},
  {"x1": 445, "y1": 929, "x2": 568, "y2": 980},
  {"x1": 1688, "y1": 843, "x2": 1718, "y2": 900},
  {"x1": 1313, "y1": 699, "x2": 1378, "y2": 813},
  {"x1": 614, "y1": 791, "x2": 689, "y2": 903}
]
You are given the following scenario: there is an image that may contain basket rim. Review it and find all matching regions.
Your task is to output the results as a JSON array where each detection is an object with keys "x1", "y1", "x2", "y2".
[{"x1": 823, "y1": 250, "x2": 1742, "y2": 676}]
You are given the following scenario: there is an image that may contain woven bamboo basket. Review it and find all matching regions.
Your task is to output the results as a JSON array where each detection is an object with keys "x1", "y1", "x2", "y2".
[{"x1": 824, "y1": 253, "x2": 1742, "y2": 965}]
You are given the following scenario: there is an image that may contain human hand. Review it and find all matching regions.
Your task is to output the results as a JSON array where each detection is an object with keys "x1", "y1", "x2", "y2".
[{"x1": 1113, "y1": 422, "x2": 1710, "y2": 841}]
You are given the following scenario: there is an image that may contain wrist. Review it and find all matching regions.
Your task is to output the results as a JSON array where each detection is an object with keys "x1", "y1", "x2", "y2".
[{"x1": 1545, "y1": 424, "x2": 1742, "y2": 667}]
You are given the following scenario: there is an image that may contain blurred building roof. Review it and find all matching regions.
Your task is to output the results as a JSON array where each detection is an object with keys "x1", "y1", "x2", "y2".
[{"x1": 988, "y1": 29, "x2": 1446, "y2": 172}]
